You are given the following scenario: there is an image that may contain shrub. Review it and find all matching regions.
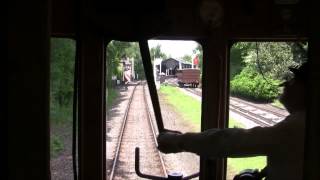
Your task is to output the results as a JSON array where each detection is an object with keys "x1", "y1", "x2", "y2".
[{"x1": 230, "y1": 68, "x2": 280, "y2": 102}]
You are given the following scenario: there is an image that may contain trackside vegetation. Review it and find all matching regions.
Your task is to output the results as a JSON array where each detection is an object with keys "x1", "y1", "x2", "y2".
[
  {"x1": 50, "y1": 38, "x2": 76, "y2": 156},
  {"x1": 230, "y1": 42, "x2": 307, "y2": 102},
  {"x1": 160, "y1": 85, "x2": 201, "y2": 128},
  {"x1": 159, "y1": 85, "x2": 266, "y2": 177},
  {"x1": 230, "y1": 67, "x2": 281, "y2": 101}
]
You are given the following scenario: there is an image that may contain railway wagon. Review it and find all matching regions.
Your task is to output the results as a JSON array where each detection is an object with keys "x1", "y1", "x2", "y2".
[{"x1": 176, "y1": 69, "x2": 200, "y2": 88}]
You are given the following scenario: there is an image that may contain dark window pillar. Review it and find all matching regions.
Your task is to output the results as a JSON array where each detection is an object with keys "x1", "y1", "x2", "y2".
[
  {"x1": 8, "y1": 0, "x2": 51, "y2": 179},
  {"x1": 78, "y1": 30, "x2": 106, "y2": 180}
]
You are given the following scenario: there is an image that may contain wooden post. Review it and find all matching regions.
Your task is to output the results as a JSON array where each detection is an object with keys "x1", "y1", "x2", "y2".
[
  {"x1": 200, "y1": 31, "x2": 228, "y2": 180},
  {"x1": 78, "y1": 29, "x2": 106, "y2": 180}
]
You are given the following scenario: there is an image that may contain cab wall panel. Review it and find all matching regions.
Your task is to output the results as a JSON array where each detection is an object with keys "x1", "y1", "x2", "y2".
[{"x1": 52, "y1": 0, "x2": 76, "y2": 37}]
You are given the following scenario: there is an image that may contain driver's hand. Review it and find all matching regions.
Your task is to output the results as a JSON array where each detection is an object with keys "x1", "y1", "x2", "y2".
[{"x1": 157, "y1": 129, "x2": 183, "y2": 153}]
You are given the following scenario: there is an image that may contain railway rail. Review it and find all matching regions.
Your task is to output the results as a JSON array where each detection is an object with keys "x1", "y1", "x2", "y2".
[
  {"x1": 108, "y1": 82, "x2": 167, "y2": 180},
  {"x1": 183, "y1": 87, "x2": 287, "y2": 127}
]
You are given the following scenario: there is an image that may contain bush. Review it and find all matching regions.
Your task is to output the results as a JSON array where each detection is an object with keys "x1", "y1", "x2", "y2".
[{"x1": 230, "y1": 68, "x2": 280, "y2": 102}]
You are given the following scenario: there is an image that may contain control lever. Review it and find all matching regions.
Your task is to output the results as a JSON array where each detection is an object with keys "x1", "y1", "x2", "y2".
[{"x1": 135, "y1": 147, "x2": 200, "y2": 180}]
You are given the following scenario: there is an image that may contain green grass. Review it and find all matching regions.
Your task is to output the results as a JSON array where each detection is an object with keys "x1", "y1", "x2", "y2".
[
  {"x1": 227, "y1": 156, "x2": 267, "y2": 178},
  {"x1": 50, "y1": 135, "x2": 64, "y2": 157},
  {"x1": 227, "y1": 114, "x2": 266, "y2": 177},
  {"x1": 107, "y1": 87, "x2": 118, "y2": 107},
  {"x1": 50, "y1": 103, "x2": 73, "y2": 124},
  {"x1": 228, "y1": 156, "x2": 266, "y2": 171},
  {"x1": 272, "y1": 99, "x2": 285, "y2": 109},
  {"x1": 159, "y1": 85, "x2": 266, "y2": 178},
  {"x1": 50, "y1": 102, "x2": 71, "y2": 158},
  {"x1": 159, "y1": 85, "x2": 201, "y2": 127},
  {"x1": 228, "y1": 117, "x2": 245, "y2": 128}
]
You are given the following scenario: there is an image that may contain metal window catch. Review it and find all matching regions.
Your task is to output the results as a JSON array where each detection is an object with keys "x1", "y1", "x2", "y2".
[{"x1": 135, "y1": 147, "x2": 199, "y2": 180}]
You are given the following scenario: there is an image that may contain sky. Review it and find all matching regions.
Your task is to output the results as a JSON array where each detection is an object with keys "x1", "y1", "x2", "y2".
[{"x1": 148, "y1": 40, "x2": 199, "y2": 59}]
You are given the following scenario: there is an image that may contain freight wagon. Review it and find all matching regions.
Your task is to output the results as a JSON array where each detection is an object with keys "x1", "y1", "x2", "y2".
[{"x1": 176, "y1": 69, "x2": 200, "y2": 88}]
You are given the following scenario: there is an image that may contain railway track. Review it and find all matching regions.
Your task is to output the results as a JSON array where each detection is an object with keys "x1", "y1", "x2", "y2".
[
  {"x1": 108, "y1": 82, "x2": 167, "y2": 180},
  {"x1": 183, "y1": 88, "x2": 287, "y2": 127}
]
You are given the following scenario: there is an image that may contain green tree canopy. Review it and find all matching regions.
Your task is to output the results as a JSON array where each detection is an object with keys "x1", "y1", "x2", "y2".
[
  {"x1": 150, "y1": 44, "x2": 167, "y2": 61},
  {"x1": 244, "y1": 42, "x2": 307, "y2": 80},
  {"x1": 106, "y1": 41, "x2": 167, "y2": 83},
  {"x1": 181, "y1": 54, "x2": 192, "y2": 63}
]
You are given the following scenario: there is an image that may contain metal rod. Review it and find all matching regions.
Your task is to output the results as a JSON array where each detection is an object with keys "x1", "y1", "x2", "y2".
[
  {"x1": 72, "y1": 40, "x2": 80, "y2": 180},
  {"x1": 182, "y1": 172, "x2": 200, "y2": 180},
  {"x1": 139, "y1": 40, "x2": 165, "y2": 132},
  {"x1": 135, "y1": 147, "x2": 167, "y2": 180}
]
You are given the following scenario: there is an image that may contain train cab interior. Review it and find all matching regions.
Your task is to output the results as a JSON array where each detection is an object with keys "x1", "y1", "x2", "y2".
[{"x1": 8, "y1": 0, "x2": 319, "y2": 179}]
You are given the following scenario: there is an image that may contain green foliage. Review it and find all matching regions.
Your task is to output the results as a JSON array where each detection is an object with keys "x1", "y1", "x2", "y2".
[
  {"x1": 230, "y1": 68, "x2": 281, "y2": 102},
  {"x1": 50, "y1": 38, "x2": 75, "y2": 126},
  {"x1": 106, "y1": 41, "x2": 168, "y2": 83},
  {"x1": 243, "y1": 42, "x2": 307, "y2": 80},
  {"x1": 181, "y1": 54, "x2": 192, "y2": 63},
  {"x1": 50, "y1": 38, "x2": 74, "y2": 162},
  {"x1": 106, "y1": 41, "x2": 145, "y2": 84},
  {"x1": 230, "y1": 42, "x2": 253, "y2": 79},
  {"x1": 150, "y1": 44, "x2": 167, "y2": 61},
  {"x1": 51, "y1": 135, "x2": 64, "y2": 157},
  {"x1": 50, "y1": 103, "x2": 73, "y2": 124},
  {"x1": 50, "y1": 38, "x2": 75, "y2": 107},
  {"x1": 230, "y1": 42, "x2": 307, "y2": 81},
  {"x1": 229, "y1": 42, "x2": 307, "y2": 101},
  {"x1": 107, "y1": 41, "x2": 133, "y2": 82}
]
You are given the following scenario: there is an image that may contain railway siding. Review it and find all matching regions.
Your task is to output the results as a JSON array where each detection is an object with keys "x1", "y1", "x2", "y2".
[{"x1": 181, "y1": 87, "x2": 288, "y2": 128}]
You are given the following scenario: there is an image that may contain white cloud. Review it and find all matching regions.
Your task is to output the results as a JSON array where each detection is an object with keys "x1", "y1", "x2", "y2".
[{"x1": 148, "y1": 40, "x2": 199, "y2": 59}]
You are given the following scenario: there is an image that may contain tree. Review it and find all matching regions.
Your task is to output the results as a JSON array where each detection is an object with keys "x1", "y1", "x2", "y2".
[
  {"x1": 107, "y1": 41, "x2": 131, "y2": 81},
  {"x1": 50, "y1": 38, "x2": 75, "y2": 106},
  {"x1": 230, "y1": 42, "x2": 253, "y2": 79},
  {"x1": 106, "y1": 41, "x2": 170, "y2": 83},
  {"x1": 150, "y1": 44, "x2": 167, "y2": 61},
  {"x1": 244, "y1": 42, "x2": 306, "y2": 80},
  {"x1": 106, "y1": 41, "x2": 148, "y2": 83},
  {"x1": 181, "y1": 54, "x2": 192, "y2": 63}
]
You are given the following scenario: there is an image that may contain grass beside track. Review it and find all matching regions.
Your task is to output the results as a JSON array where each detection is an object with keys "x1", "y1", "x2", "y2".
[
  {"x1": 160, "y1": 85, "x2": 201, "y2": 127},
  {"x1": 159, "y1": 85, "x2": 266, "y2": 178},
  {"x1": 107, "y1": 87, "x2": 118, "y2": 108}
]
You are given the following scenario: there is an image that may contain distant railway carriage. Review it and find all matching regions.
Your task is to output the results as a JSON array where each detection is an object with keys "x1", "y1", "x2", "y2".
[{"x1": 176, "y1": 68, "x2": 201, "y2": 88}]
